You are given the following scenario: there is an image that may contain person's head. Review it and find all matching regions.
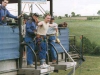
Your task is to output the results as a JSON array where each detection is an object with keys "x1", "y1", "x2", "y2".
[
  {"x1": 2, "y1": 0, "x2": 9, "y2": 7},
  {"x1": 50, "y1": 16, "x2": 55, "y2": 24},
  {"x1": 31, "y1": 13, "x2": 39, "y2": 23},
  {"x1": 44, "y1": 14, "x2": 51, "y2": 23}
]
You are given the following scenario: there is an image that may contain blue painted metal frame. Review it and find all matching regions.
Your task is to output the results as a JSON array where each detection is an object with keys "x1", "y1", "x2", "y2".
[
  {"x1": 0, "y1": 26, "x2": 20, "y2": 61},
  {"x1": 55, "y1": 28, "x2": 69, "y2": 53}
]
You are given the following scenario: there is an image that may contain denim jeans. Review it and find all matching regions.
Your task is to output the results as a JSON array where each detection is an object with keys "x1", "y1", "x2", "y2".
[
  {"x1": 36, "y1": 36, "x2": 47, "y2": 60},
  {"x1": 48, "y1": 36, "x2": 57, "y2": 60},
  {"x1": 24, "y1": 37, "x2": 35, "y2": 65}
]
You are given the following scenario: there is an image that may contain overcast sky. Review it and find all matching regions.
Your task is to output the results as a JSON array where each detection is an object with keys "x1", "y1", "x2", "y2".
[{"x1": 7, "y1": 0, "x2": 100, "y2": 16}]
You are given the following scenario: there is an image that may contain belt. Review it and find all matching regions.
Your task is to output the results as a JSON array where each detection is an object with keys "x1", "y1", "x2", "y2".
[{"x1": 47, "y1": 34, "x2": 55, "y2": 36}]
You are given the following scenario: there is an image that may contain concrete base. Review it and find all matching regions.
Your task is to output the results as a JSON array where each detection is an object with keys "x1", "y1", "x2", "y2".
[
  {"x1": 50, "y1": 62, "x2": 77, "y2": 70},
  {"x1": 0, "y1": 72, "x2": 17, "y2": 75},
  {"x1": 0, "y1": 60, "x2": 17, "y2": 75},
  {"x1": 18, "y1": 66, "x2": 54, "y2": 75}
]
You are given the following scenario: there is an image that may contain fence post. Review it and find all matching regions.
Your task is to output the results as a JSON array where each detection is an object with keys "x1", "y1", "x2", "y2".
[{"x1": 80, "y1": 35, "x2": 84, "y2": 59}]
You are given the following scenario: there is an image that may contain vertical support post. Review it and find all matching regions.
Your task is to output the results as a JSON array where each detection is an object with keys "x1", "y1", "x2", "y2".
[
  {"x1": 80, "y1": 35, "x2": 84, "y2": 61},
  {"x1": 74, "y1": 36, "x2": 76, "y2": 46},
  {"x1": 81, "y1": 35, "x2": 83, "y2": 58},
  {"x1": 18, "y1": 0, "x2": 23, "y2": 68},
  {"x1": 18, "y1": 0, "x2": 22, "y2": 41},
  {"x1": 31, "y1": 4, "x2": 33, "y2": 13},
  {"x1": 50, "y1": 0, "x2": 53, "y2": 16}
]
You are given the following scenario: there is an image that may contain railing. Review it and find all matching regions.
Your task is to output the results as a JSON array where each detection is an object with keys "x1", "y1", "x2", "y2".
[
  {"x1": 19, "y1": 42, "x2": 37, "y2": 69},
  {"x1": 69, "y1": 35, "x2": 85, "y2": 61},
  {"x1": 48, "y1": 42, "x2": 76, "y2": 75},
  {"x1": 68, "y1": 35, "x2": 85, "y2": 75},
  {"x1": 69, "y1": 35, "x2": 76, "y2": 46}
]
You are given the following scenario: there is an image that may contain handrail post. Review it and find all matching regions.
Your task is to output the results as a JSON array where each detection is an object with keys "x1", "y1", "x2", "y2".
[
  {"x1": 74, "y1": 36, "x2": 76, "y2": 46},
  {"x1": 20, "y1": 43, "x2": 37, "y2": 69},
  {"x1": 46, "y1": 40, "x2": 49, "y2": 64},
  {"x1": 19, "y1": 45, "x2": 24, "y2": 68},
  {"x1": 81, "y1": 35, "x2": 84, "y2": 60}
]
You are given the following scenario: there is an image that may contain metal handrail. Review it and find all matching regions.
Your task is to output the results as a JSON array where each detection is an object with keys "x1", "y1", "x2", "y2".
[
  {"x1": 59, "y1": 43, "x2": 75, "y2": 75},
  {"x1": 20, "y1": 42, "x2": 37, "y2": 69},
  {"x1": 70, "y1": 45, "x2": 85, "y2": 61},
  {"x1": 48, "y1": 43, "x2": 59, "y2": 64}
]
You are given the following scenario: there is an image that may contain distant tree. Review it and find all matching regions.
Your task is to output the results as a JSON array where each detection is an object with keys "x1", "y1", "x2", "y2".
[
  {"x1": 76, "y1": 14, "x2": 81, "y2": 17},
  {"x1": 97, "y1": 10, "x2": 100, "y2": 15},
  {"x1": 71, "y1": 12, "x2": 75, "y2": 17},
  {"x1": 65, "y1": 14, "x2": 68, "y2": 17}
]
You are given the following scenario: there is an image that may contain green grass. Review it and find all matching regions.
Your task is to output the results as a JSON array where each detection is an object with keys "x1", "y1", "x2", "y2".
[
  {"x1": 51, "y1": 56, "x2": 100, "y2": 75},
  {"x1": 55, "y1": 18, "x2": 100, "y2": 45}
]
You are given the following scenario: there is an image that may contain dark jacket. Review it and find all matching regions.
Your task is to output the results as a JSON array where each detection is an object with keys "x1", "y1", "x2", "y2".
[{"x1": 25, "y1": 20, "x2": 37, "y2": 43}]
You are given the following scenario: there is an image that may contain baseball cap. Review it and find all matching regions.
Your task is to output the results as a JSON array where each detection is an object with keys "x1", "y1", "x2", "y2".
[{"x1": 33, "y1": 13, "x2": 39, "y2": 17}]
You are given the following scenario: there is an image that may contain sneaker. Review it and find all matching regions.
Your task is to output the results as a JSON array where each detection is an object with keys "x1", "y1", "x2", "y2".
[
  {"x1": 40, "y1": 63, "x2": 50, "y2": 69},
  {"x1": 27, "y1": 64, "x2": 35, "y2": 68}
]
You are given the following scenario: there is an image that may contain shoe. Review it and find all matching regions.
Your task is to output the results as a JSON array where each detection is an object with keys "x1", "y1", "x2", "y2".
[
  {"x1": 52, "y1": 60, "x2": 57, "y2": 64},
  {"x1": 27, "y1": 64, "x2": 35, "y2": 68},
  {"x1": 40, "y1": 63, "x2": 50, "y2": 69}
]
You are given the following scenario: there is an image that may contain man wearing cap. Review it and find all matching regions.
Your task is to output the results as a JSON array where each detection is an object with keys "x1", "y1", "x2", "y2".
[
  {"x1": 0, "y1": 0, "x2": 22, "y2": 25},
  {"x1": 24, "y1": 13, "x2": 39, "y2": 67},
  {"x1": 47, "y1": 16, "x2": 58, "y2": 64}
]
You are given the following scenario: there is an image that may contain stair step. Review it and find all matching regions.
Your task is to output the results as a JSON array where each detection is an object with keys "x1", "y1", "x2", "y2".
[
  {"x1": 18, "y1": 66, "x2": 54, "y2": 75},
  {"x1": 50, "y1": 61, "x2": 77, "y2": 70},
  {"x1": 70, "y1": 54, "x2": 79, "y2": 56}
]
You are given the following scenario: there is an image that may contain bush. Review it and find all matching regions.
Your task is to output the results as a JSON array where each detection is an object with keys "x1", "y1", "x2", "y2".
[
  {"x1": 83, "y1": 37, "x2": 93, "y2": 54},
  {"x1": 69, "y1": 36, "x2": 100, "y2": 55},
  {"x1": 93, "y1": 46, "x2": 100, "y2": 55},
  {"x1": 58, "y1": 16, "x2": 62, "y2": 19},
  {"x1": 87, "y1": 17, "x2": 92, "y2": 20},
  {"x1": 82, "y1": 37, "x2": 100, "y2": 55}
]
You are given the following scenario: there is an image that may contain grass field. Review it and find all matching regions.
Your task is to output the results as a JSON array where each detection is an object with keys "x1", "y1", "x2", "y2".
[
  {"x1": 55, "y1": 18, "x2": 100, "y2": 45},
  {"x1": 51, "y1": 56, "x2": 100, "y2": 75}
]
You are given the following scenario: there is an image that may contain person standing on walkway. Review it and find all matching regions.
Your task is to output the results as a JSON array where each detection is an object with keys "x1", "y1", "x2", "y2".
[
  {"x1": 25, "y1": 13, "x2": 39, "y2": 68},
  {"x1": 36, "y1": 14, "x2": 56, "y2": 68},
  {"x1": 47, "y1": 16, "x2": 58, "y2": 64}
]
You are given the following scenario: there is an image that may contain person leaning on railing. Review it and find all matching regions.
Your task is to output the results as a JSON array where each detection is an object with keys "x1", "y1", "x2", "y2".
[{"x1": 0, "y1": 0, "x2": 23, "y2": 26}]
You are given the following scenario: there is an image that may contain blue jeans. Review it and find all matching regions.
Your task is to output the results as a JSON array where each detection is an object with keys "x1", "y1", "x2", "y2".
[
  {"x1": 36, "y1": 36, "x2": 47, "y2": 64},
  {"x1": 25, "y1": 37, "x2": 35, "y2": 65},
  {"x1": 48, "y1": 36, "x2": 57, "y2": 60}
]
